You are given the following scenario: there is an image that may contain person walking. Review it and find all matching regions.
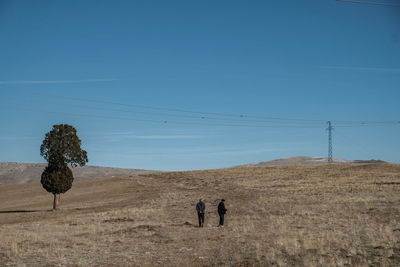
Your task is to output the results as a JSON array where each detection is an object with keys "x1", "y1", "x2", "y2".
[
  {"x1": 196, "y1": 199, "x2": 206, "y2": 227},
  {"x1": 217, "y1": 199, "x2": 227, "y2": 227}
]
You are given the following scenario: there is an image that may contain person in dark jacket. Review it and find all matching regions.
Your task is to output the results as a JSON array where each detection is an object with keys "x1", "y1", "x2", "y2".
[
  {"x1": 196, "y1": 199, "x2": 206, "y2": 227},
  {"x1": 217, "y1": 199, "x2": 227, "y2": 227}
]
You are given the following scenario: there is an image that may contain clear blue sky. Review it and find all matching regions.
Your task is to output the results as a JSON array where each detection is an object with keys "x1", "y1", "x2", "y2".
[{"x1": 0, "y1": 0, "x2": 399, "y2": 170}]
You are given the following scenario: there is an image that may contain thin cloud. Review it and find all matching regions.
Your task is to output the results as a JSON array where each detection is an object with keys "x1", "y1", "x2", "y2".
[
  {"x1": 0, "y1": 79, "x2": 117, "y2": 84},
  {"x1": 0, "y1": 136, "x2": 37, "y2": 141},
  {"x1": 119, "y1": 135, "x2": 203, "y2": 140},
  {"x1": 202, "y1": 147, "x2": 287, "y2": 156},
  {"x1": 89, "y1": 143, "x2": 297, "y2": 156},
  {"x1": 320, "y1": 66, "x2": 400, "y2": 73},
  {"x1": 336, "y1": 0, "x2": 400, "y2": 7},
  {"x1": 95, "y1": 133, "x2": 204, "y2": 141}
]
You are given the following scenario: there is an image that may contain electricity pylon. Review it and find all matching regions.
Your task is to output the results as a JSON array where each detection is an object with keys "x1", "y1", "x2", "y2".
[{"x1": 327, "y1": 121, "x2": 333, "y2": 163}]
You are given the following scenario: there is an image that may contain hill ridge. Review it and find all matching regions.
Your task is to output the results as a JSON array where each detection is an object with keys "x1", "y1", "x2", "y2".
[
  {"x1": 0, "y1": 162, "x2": 157, "y2": 184},
  {"x1": 239, "y1": 156, "x2": 386, "y2": 167}
]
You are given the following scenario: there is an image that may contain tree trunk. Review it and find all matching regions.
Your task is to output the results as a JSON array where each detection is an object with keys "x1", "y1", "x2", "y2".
[{"x1": 53, "y1": 193, "x2": 58, "y2": 210}]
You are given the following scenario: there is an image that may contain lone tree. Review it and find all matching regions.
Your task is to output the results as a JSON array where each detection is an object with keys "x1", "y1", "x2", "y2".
[{"x1": 40, "y1": 124, "x2": 88, "y2": 210}]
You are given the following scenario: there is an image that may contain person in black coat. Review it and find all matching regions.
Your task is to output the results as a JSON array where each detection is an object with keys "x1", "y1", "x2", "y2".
[
  {"x1": 217, "y1": 199, "x2": 227, "y2": 227},
  {"x1": 196, "y1": 199, "x2": 205, "y2": 227}
]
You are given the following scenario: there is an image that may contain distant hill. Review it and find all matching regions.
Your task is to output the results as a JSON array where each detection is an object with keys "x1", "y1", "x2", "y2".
[
  {"x1": 1, "y1": 157, "x2": 387, "y2": 184},
  {"x1": 240, "y1": 156, "x2": 386, "y2": 167},
  {"x1": 0, "y1": 162, "x2": 157, "y2": 184}
]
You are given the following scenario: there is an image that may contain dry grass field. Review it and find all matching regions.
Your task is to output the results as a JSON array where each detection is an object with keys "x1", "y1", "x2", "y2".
[{"x1": 0, "y1": 163, "x2": 400, "y2": 266}]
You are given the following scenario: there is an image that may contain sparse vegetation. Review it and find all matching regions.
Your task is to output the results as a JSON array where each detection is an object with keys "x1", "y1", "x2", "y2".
[{"x1": 0, "y1": 163, "x2": 399, "y2": 266}]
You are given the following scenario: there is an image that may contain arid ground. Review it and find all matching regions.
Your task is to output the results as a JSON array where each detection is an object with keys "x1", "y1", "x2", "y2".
[{"x1": 1, "y1": 163, "x2": 400, "y2": 266}]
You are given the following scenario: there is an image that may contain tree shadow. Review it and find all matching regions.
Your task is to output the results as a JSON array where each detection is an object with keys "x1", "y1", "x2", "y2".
[
  {"x1": 170, "y1": 221, "x2": 197, "y2": 227},
  {"x1": 0, "y1": 209, "x2": 40, "y2": 214}
]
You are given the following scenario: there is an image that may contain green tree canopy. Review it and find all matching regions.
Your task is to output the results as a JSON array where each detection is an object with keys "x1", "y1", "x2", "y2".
[
  {"x1": 40, "y1": 124, "x2": 88, "y2": 167},
  {"x1": 41, "y1": 163, "x2": 73, "y2": 195},
  {"x1": 40, "y1": 124, "x2": 88, "y2": 210}
]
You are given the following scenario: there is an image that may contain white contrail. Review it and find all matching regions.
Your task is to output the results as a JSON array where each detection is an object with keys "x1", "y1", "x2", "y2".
[
  {"x1": 337, "y1": 0, "x2": 400, "y2": 7},
  {"x1": 102, "y1": 133, "x2": 204, "y2": 140},
  {"x1": 320, "y1": 66, "x2": 400, "y2": 73},
  {"x1": 0, "y1": 79, "x2": 116, "y2": 84},
  {"x1": 0, "y1": 136, "x2": 37, "y2": 141}
]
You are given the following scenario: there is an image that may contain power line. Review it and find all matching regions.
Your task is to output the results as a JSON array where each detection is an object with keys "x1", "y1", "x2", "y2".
[
  {"x1": 330, "y1": 120, "x2": 400, "y2": 127},
  {"x1": 1, "y1": 89, "x2": 399, "y2": 161},
  {"x1": 3, "y1": 96, "x2": 399, "y2": 131},
  {"x1": 335, "y1": 123, "x2": 400, "y2": 127},
  {"x1": 0, "y1": 87, "x2": 327, "y2": 123},
  {"x1": 2, "y1": 101, "x2": 398, "y2": 130},
  {"x1": 1, "y1": 87, "x2": 399, "y2": 126},
  {"x1": 336, "y1": 0, "x2": 400, "y2": 7},
  {"x1": 0, "y1": 94, "x2": 324, "y2": 126},
  {"x1": 0, "y1": 105, "x2": 327, "y2": 129},
  {"x1": 1, "y1": 89, "x2": 399, "y2": 167}
]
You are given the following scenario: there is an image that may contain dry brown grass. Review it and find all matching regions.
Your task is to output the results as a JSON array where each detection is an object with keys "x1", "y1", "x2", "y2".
[{"x1": 0, "y1": 163, "x2": 400, "y2": 266}]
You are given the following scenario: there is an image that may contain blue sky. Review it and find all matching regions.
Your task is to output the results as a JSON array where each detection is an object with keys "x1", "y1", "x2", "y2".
[{"x1": 0, "y1": 0, "x2": 399, "y2": 170}]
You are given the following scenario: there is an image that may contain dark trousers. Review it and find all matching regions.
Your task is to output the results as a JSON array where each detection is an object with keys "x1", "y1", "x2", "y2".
[
  {"x1": 198, "y1": 212, "x2": 204, "y2": 227},
  {"x1": 219, "y1": 213, "x2": 224, "y2": 226}
]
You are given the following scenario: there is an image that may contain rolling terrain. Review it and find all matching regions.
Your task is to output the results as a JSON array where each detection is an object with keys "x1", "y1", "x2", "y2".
[
  {"x1": 241, "y1": 156, "x2": 386, "y2": 167},
  {"x1": 0, "y1": 163, "x2": 400, "y2": 266},
  {"x1": 0, "y1": 156, "x2": 385, "y2": 184},
  {"x1": 0, "y1": 162, "x2": 157, "y2": 184}
]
